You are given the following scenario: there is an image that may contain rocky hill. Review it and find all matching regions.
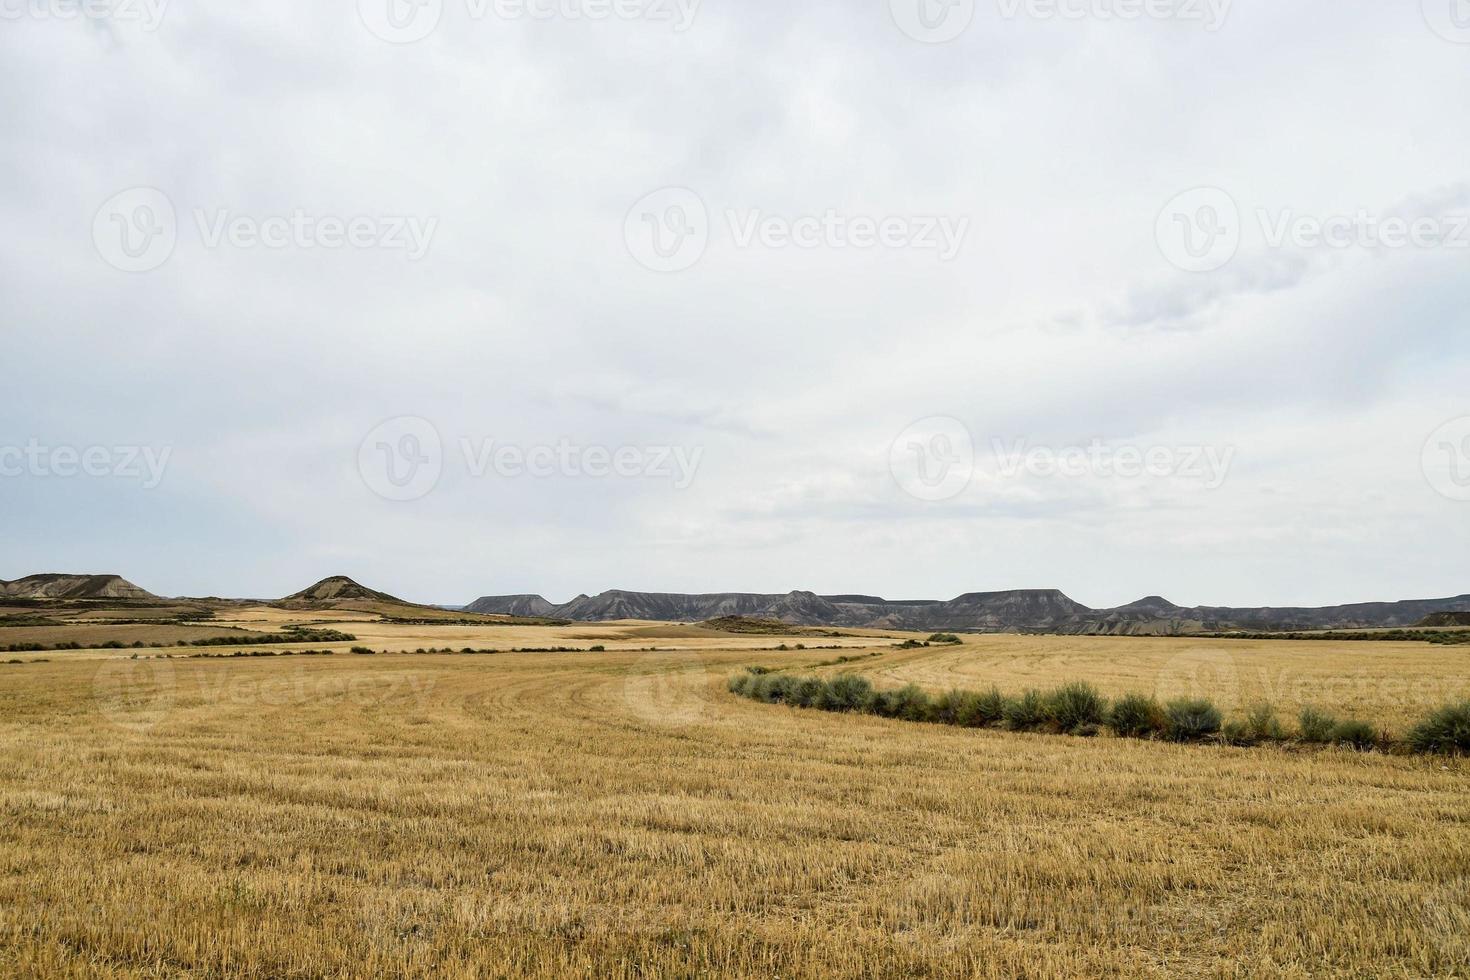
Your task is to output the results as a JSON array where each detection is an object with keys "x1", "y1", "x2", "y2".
[
  {"x1": 1417, "y1": 611, "x2": 1470, "y2": 628},
  {"x1": 464, "y1": 594, "x2": 559, "y2": 618},
  {"x1": 0, "y1": 574, "x2": 159, "y2": 601},
  {"x1": 281, "y1": 576, "x2": 407, "y2": 606}
]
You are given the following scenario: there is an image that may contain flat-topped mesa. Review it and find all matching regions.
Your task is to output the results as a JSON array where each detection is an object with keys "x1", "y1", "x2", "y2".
[
  {"x1": 465, "y1": 594, "x2": 558, "y2": 618},
  {"x1": 0, "y1": 574, "x2": 158, "y2": 601}
]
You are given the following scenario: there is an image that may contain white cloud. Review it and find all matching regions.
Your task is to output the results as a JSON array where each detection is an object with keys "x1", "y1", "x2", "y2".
[{"x1": 1, "y1": 1, "x2": 1467, "y2": 605}]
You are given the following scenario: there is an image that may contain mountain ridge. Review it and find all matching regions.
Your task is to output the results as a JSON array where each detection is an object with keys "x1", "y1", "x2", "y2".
[{"x1": 466, "y1": 588, "x2": 1470, "y2": 634}]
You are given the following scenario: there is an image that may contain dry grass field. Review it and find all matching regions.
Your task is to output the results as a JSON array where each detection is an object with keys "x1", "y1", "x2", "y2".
[
  {"x1": 2, "y1": 623, "x2": 1468, "y2": 978},
  {"x1": 816, "y1": 634, "x2": 1470, "y2": 732}
]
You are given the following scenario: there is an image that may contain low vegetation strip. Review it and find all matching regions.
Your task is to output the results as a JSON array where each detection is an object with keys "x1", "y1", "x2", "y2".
[
  {"x1": 728, "y1": 670, "x2": 1470, "y2": 755},
  {"x1": 1202, "y1": 628, "x2": 1470, "y2": 645},
  {"x1": 3, "y1": 626, "x2": 357, "y2": 653}
]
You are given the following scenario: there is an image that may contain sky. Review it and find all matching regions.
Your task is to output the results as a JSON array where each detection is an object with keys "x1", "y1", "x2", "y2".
[{"x1": 2, "y1": 0, "x2": 1468, "y2": 608}]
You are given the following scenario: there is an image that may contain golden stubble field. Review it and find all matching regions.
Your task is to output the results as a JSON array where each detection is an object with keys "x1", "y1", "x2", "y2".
[{"x1": 1, "y1": 628, "x2": 1468, "y2": 978}]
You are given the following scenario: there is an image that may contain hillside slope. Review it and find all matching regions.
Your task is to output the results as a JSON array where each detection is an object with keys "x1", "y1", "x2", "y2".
[{"x1": 0, "y1": 574, "x2": 159, "y2": 601}]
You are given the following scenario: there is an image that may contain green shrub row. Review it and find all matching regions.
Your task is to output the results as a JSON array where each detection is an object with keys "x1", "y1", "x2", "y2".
[{"x1": 728, "y1": 670, "x2": 1470, "y2": 754}]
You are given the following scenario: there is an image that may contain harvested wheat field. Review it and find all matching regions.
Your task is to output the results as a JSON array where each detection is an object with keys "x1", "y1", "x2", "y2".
[
  {"x1": 1, "y1": 643, "x2": 1467, "y2": 978},
  {"x1": 818, "y1": 634, "x2": 1470, "y2": 732}
]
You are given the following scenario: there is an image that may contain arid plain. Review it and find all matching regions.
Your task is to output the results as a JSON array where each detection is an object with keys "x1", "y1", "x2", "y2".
[{"x1": 2, "y1": 598, "x2": 1468, "y2": 977}]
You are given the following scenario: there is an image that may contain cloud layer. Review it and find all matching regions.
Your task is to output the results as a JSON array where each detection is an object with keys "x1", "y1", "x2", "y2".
[{"x1": 2, "y1": 0, "x2": 1468, "y2": 607}]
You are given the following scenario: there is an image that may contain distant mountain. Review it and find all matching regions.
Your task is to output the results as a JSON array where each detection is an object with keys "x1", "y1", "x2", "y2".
[
  {"x1": 465, "y1": 587, "x2": 1470, "y2": 634},
  {"x1": 282, "y1": 576, "x2": 407, "y2": 606},
  {"x1": 0, "y1": 574, "x2": 158, "y2": 601},
  {"x1": 1416, "y1": 611, "x2": 1470, "y2": 628},
  {"x1": 465, "y1": 594, "x2": 558, "y2": 618}
]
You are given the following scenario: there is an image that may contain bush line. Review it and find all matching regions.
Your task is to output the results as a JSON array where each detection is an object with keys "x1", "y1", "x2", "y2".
[{"x1": 727, "y1": 670, "x2": 1470, "y2": 755}]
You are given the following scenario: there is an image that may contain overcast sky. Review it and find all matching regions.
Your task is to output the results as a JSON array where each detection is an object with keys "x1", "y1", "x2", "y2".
[{"x1": 2, "y1": 0, "x2": 1468, "y2": 607}]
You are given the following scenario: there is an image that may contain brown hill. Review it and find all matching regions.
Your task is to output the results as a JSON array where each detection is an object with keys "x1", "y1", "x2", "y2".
[
  {"x1": 0, "y1": 574, "x2": 159, "y2": 601},
  {"x1": 281, "y1": 576, "x2": 408, "y2": 606},
  {"x1": 1418, "y1": 611, "x2": 1470, "y2": 628}
]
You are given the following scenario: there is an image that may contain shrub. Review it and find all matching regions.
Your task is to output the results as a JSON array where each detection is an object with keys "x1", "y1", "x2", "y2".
[
  {"x1": 867, "y1": 684, "x2": 932, "y2": 721},
  {"x1": 819, "y1": 674, "x2": 872, "y2": 712},
  {"x1": 1003, "y1": 690, "x2": 1047, "y2": 731},
  {"x1": 728, "y1": 673, "x2": 752, "y2": 696},
  {"x1": 761, "y1": 675, "x2": 798, "y2": 704},
  {"x1": 1407, "y1": 701, "x2": 1470, "y2": 754},
  {"x1": 930, "y1": 689, "x2": 968, "y2": 725},
  {"x1": 1045, "y1": 682, "x2": 1106, "y2": 733},
  {"x1": 891, "y1": 684, "x2": 934, "y2": 722},
  {"x1": 790, "y1": 677, "x2": 827, "y2": 708},
  {"x1": 1165, "y1": 698, "x2": 1222, "y2": 742},
  {"x1": 1108, "y1": 693, "x2": 1166, "y2": 738},
  {"x1": 954, "y1": 688, "x2": 1006, "y2": 728},
  {"x1": 1298, "y1": 707, "x2": 1337, "y2": 744},
  {"x1": 1330, "y1": 720, "x2": 1379, "y2": 751},
  {"x1": 1245, "y1": 702, "x2": 1284, "y2": 742},
  {"x1": 1221, "y1": 719, "x2": 1252, "y2": 745},
  {"x1": 926, "y1": 633, "x2": 963, "y2": 645},
  {"x1": 350, "y1": 647, "x2": 376, "y2": 655}
]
